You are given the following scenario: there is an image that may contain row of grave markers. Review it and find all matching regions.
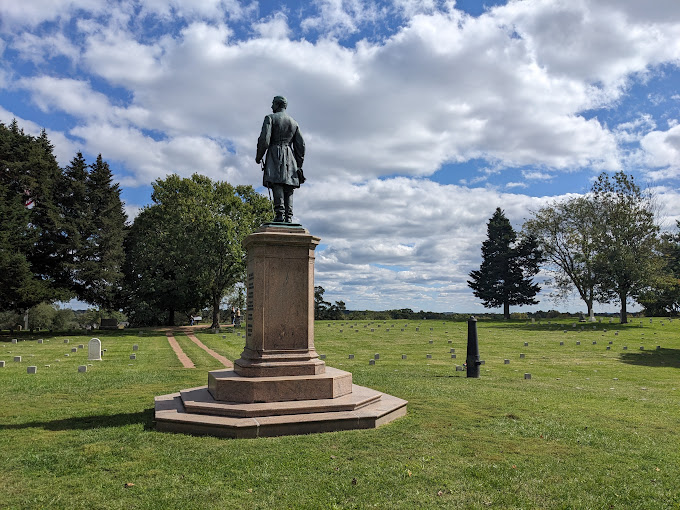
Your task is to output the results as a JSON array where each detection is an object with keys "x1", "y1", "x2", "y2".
[{"x1": 1, "y1": 338, "x2": 141, "y2": 373}]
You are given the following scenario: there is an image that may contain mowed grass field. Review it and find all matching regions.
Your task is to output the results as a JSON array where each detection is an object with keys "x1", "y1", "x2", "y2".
[{"x1": 0, "y1": 318, "x2": 678, "y2": 509}]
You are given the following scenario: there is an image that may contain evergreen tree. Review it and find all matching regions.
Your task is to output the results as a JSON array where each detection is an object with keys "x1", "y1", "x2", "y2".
[
  {"x1": 80, "y1": 154, "x2": 127, "y2": 310},
  {"x1": 468, "y1": 207, "x2": 542, "y2": 319},
  {"x1": 0, "y1": 121, "x2": 71, "y2": 310}
]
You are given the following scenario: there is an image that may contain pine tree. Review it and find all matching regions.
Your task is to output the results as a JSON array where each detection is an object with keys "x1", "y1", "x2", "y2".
[
  {"x1": 468, "y1": 208, "x2": 542, "y2": 319},
  {"x1": 80, "y1": 154, "x2": 127, "y2": 310},
  {"x1": 0, "y1": 121, "x2": 71, "y2": 309}
]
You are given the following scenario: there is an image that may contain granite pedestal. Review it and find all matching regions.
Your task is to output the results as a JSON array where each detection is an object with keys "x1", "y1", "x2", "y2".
[{"x1": 155, "y1": 224, "x2": 406, "y2": 438}]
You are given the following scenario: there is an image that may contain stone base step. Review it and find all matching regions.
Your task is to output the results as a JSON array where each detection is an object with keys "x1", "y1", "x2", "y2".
[
  {"x1": 155, "y1": 385, "x2": 407, "y2": 439},
  {"x1": 181, "y1": 383, "x2": 382, "y2": 418}
]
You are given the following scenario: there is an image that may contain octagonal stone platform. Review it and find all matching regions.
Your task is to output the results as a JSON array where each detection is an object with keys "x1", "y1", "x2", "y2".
[{"x1": 155, "y1": 385, "x2": 407, "y2": 438}]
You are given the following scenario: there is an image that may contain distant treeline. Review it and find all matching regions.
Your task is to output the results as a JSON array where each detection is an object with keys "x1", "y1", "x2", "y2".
[{"x1": 328, "y1": 309, "x2": 640, "y2": 321}]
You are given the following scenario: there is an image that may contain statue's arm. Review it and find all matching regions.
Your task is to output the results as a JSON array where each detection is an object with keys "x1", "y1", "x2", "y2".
[
  {"x1": 256, "y1": 115, "x2": 271, "y2": 163},
  {"x1": 292, "y1": 126, "x2": 305, "y2": 168}
]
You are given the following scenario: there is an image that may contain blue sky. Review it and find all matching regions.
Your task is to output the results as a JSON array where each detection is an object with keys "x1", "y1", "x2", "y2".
[{"x1": 2, "y1": 0, "x2": 680, "y2": 313}]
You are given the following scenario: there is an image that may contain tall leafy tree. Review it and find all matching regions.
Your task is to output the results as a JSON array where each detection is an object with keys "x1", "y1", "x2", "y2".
[
  {"x1": 591, "y1": 172, "x2": 660, "y2": 324},
  {"x1": 122, "y1": 174, "x2": 271, "y2": 327},
  {"x1": 637, "y1": 221, "x2": 680, "y2": 316},
  {"x1": 468, "y1": 207, "x2": 542, "y2": 319},
  {"x1": 524, "y1": 196, "x2": 601, "y2": 321}
]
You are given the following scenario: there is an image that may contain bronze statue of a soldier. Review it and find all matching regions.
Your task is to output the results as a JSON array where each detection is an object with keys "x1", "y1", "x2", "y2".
[{"x1": 256, "y1": 96, "x2": 305, "y2": 223}]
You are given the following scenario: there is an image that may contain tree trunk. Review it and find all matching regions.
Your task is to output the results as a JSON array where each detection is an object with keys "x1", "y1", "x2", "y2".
[
  {"x1": 211, "y1": 291, "x2": 220, "y2": 329},
  {"x1": 503, "y1": 301, "x2": 510, "y2": 319},
  {"x1": 619, "y1": 294, "x2": 627, "y2": 324},
  {"x1": 167, "y1": 307, "x2": 175, "y2": 327}
]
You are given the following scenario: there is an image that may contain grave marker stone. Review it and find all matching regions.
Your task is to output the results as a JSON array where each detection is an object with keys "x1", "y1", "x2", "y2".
[
  {"x1": 0, "y1": 361, "x2": 5, "y2": 367},
  {"x1": 71, "y1": 347, "x2": 77, "y2": 353},
  {"x1": 402, "y1": 355, "x2": 407, "y2": 359},
  {"x1": 64, "y1": 339, "x2": 69, "y2": 343},
  {"x1": 426, "y1": 354, "x2": 432, "y2": 359},
  {"x1": 27, "y1": 366, "x2": 37, "y2": 374},
  {"x1": 450, "y1": 348, "x2": 455, "y2": 353},
  {"x1": 456, "y1": 365, "x2": 464, "y2": 371},
  {"x1": 348, "y1": 354, "x2": 354, "y2": 359},
  {"x1": 14, "y1": 356, "x2": 21, "y2": 362},
  {"x1": 374, "y1": 353, "x2": 380, "y2": 360},
  {"x1": 37, "y1": 339, "x2": 43, "y2": 344},
  {"x1": 606, "y1": 346, "x2": 610, "y2": 350},
  {"x1": 451, "y1": 354, "x2": 456, "y2": 359},
  {"x1": 576, "y1": 341, "x2": 580, "y2": 345},
  {"x1": 78, "y1": 365, "x2": 87, "y2": 373},
  {"x1": 11, "y1": 339, "x2": 17, "y2": 344},
  {"x1": 560, "y1": 341, "x2": 564, "y2": 345},
  {"x1": 369, "y1": 359, "x2": 375, "y2": 365},
  {"x1": 133, "y1": 344, "x2": 139, "y2": 351},
  {"x1": 504, "y1": 359, "x2": 510, "y2": 364},
  {"x1": 429, "y1": 340, "x2": 433, "y2": 344},
  {"x1": 78, "y1": 344, "x2": 84, "y2": 349},
  {"x1": 524, "y1": 373, "x2": 531, "y2": 380},
  {"x1": 623, "y1": 346, "x2": 627, "y2": 350},
  {"x1": 520, "y1": 353, "x2": 525, "y2": 359},
  {"x1": 130, "y1": 354, "x2": 136, "y2": 360},
  {"x1": 319, "y1": 354, "x2": 326, "y2": 360}
]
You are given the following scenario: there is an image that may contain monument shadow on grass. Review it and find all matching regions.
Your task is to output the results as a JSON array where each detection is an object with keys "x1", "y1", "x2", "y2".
[{"x1": 0, "y1": 409, "x2": 154, "y2": 432}]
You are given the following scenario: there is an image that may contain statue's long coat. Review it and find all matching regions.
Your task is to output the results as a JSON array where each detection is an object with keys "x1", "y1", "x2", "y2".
[{"x1": 256, "y1": 110, "x2": 305, "y2": 188}]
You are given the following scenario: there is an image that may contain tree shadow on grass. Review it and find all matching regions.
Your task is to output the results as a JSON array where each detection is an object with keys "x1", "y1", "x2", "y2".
[
  {"x1": 0, "y1": 408, "x2": 155, "y2": 431},
  {"x1": 619, "y1": 348, "x2": 680, "y2": 368}
]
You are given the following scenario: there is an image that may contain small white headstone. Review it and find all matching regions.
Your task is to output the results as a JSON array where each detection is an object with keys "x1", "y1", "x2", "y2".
[
  {"x1": 448, "y1": 339, "x2": 452, "y2": 344},
  {"x1": 524, "y1": 373, "x2": 531, "y2": 380},
  {"x1": 606, "y1": 346, "x2": 611, "y2": 350},
  {"x1": 71, "y1": 347, "x2": 77, "y2": 352},
  {"x1": 429, "y1": 340, "x2": 433, "y2": 344},
  {"x1": 27, "y1": 366, "x2": 37, "y2": 374},
  {"x1": 657, "y1": 345, "x2": 661, "y2": 350},
  {"x1": 623, "y1": 346, "x2": 627, "y2": 350},
  {"x1": 37, "y1": 339, "x2": 43, "y2": 344},
  {"x1": 374, "y1": 353, "x2": 380, "y2": 360},
  {"x1": 348, "y1": 354, "x2": 354, "y2": 359},
  {"x1": 640, "y1": 346, "x2": 644, "y2": 350},
  {"x1": 450, "y1": 348, "x2": 455, "y2": 353},
  {"x1": 369, "y1": 359, "x2": 375, "y2": 365},
  {"x1": 451, "y1": 354, "x2": 456, "y2": 359},
  {"x1": 78, "y1": 365, "x2": 87, "y2": 373},
  {"x1": 11, "y1": 339, "x2": 17, "y2": 344},
  {"x1": 455, "y1": 365, "x2": 464, "y2": 371},
  {"x1": 64, "y1": 339, "x2": 69, "y2": 343},
  {"x1": 524, "y1": 342, "x2": 528, "y2": 347},
  {"x1": 78, "y1": 344, "x2": 84, "y2": 349},
  {"x1": 130, "y1": 354, "x2": 136, "y2": 360},
  {"x1": 560, "y1": 341, "x2": 564, "y2": 346},
  {"x1": 319, "y1": 354, "x2": 326, "y2": 360},
  {"x1": 520, "y1": 353, "x2": 525, "y2": 359},
  {"x1": 0, "y1": 361, "x2": 5, "y2": 367},
  {"x1": 88, "y1": 338, "x2": 102, "y2": 361},
  {"x1": 402, "y1": 354, "x2": 407, "y2": 359},
  {"x1": 426, "y1": 354, "x2": 432, "y2": 359},
  {"x1": 576, "y1": 341, "x2": 581, "y2": 345},
  {"x1": 504, "y1": 359, "x2": 510, "y2": 364},
  {"x1": 133, "y1": 344, "x2": 139, "y2": 351},
  {"x1": 593, "y1": 341, "x2": 597, "y2": 345},
  {"x1": 14, "y1": 356, "x2": 21, "y2": 362},
  {"x1": 64, "y1": 353, "x2": 69, "y2": 357}
]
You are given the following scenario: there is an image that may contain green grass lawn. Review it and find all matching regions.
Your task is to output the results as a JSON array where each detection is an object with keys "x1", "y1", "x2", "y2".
[{"x1": 1, "y1": 318, "x2": 678, "y2": 509}]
